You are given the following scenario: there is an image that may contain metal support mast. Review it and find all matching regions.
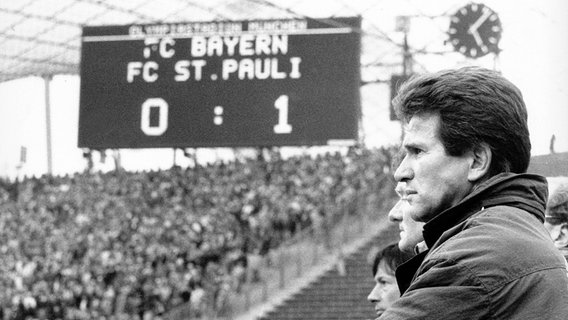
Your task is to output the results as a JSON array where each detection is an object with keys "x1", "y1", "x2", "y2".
[{"x1": 44, "y1": 75, "x2": 53, "y2": 175}]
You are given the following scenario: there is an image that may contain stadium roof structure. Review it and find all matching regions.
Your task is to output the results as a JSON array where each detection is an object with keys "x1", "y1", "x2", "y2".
[
  {"x1": 0, "y1": 0, "x2": 459, "y2": 84},
  {"x1": 528, "y1": 152, "x2": 568, "y2": 177}
]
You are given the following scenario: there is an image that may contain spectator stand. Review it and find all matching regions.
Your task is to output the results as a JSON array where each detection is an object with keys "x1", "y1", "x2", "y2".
[{"x1": 0, "y1": 146, "x2": 397, "y2": 320}]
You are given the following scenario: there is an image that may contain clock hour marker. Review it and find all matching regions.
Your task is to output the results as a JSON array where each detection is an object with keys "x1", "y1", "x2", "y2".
[
  {"x1": 489, "y1": 37, "x2": 497, "y2": 44},
  {"x1": 481, "y1": 45, "x2": 488, "y2": 53},
  {"x1": 459, "y1": 46, "x2": 466, "y2": 53},
  {"x1": 449, "y1": 28, "x2": 457, "y2": 34},
  {"x1": 470, "y1": 48, "x2": 477, "y2": 57},
  {"x1": 460, "y1": 8, "x2": 467, "y2": 15},
  {"x1": 471, "y1": 4, "x2": 478, "y2": 12},
  {"x1": 492, "y1": 26, "x2": 501, "y2": 32}
]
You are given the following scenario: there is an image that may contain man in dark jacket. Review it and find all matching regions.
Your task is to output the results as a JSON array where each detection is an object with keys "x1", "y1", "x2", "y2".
[{"x1": 380, "y1": 67, "x2": 568, "y2": 319}]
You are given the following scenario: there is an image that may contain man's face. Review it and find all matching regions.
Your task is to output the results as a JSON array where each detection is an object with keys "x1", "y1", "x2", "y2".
[
  {"x1": 394, "y1": 112, "x2": 474, "y2": 222},
  {"x1": 544, "y1": 216, "x2": 568, "y2": 249},
  {"x1": 367, "y1": 260, "x2": 400, "y2": 318},
  {"x1": 389, "y1": 185, "x2": 425, "y2": 252}
]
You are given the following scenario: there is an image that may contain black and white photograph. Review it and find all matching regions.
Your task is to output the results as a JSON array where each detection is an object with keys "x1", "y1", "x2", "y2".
[{"x1": 0, "y1": 1, "x2": 567, "y2": 319}]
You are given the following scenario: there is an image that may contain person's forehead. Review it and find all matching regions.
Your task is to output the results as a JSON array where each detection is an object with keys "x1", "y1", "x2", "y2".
[
  {"x1": 405, "y1": 113, "x2": 440, "y2": 137},
  {"x1": 377, "y1": 259, "x2": 395, "y2": 275}
]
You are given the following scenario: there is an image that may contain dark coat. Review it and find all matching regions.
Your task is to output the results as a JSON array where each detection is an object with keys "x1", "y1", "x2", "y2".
[{"x1": 382, "y1": 173, "x2": 568, "y2": 319}]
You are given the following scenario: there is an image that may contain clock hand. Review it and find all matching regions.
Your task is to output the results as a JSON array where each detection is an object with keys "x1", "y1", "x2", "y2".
[
  {"x1": 471, "y1": 30, "x2": 483, "y2": 47},
  {"x1": 468, "y1": 8, "x2": 492, "y2": 35}
]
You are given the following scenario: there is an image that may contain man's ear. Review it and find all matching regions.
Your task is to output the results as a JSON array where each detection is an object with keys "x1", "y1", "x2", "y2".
[
  {"x1": 467, "y1": 143, "x2": 492, "y2": 183},
  {"x1": 555, "y1": 223, "x2": 568, "y2": 247}
]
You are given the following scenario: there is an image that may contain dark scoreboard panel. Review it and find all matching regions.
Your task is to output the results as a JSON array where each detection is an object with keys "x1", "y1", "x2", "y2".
[{"x1": 78, "y1": 17, "x2": 361, "y2": 148}]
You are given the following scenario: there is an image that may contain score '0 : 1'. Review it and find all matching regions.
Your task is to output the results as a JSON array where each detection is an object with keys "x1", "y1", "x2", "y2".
[{"x1": 140, "y1": 95, "x2": 293, "y2": 136}]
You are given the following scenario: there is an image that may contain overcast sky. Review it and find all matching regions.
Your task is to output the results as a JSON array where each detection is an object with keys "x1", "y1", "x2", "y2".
[{"x1": 1, "y1": 0, "x2": 567, "y2": 179}]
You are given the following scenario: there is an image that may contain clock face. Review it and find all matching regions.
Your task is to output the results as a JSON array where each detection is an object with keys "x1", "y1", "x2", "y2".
[{"x1": 448, "y1": 3, "x2": 502, "y2": 58}]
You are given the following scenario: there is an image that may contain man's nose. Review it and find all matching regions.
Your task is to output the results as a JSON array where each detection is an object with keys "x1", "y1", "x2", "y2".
[
  {"x1": 393, "y1": 158, "x2": 413, "y2": 182},
  {"x1": 388, "y1": 201, "x2": 403, "y2": 222},
  {"x1": 367, "y1": 285, "x2": 381, "y2": 303}
]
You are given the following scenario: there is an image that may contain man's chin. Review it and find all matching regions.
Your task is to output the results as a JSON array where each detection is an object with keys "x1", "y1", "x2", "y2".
[
  {"x1": 374, "y1": 310, "x2": 385, "y2": 319},
  {"x1": 398, "y1": 240, "x2": 414, "y2": 253}
]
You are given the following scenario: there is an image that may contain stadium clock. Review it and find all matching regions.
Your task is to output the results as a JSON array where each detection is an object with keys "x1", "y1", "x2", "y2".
[{"x1": 448, "y1": 3, "x2": 502, "y2": 58}]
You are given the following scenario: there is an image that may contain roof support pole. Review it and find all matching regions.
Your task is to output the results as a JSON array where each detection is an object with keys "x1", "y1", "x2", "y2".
[{"x1": 44, "y1": 75, "x2": 53, "y2": 175}]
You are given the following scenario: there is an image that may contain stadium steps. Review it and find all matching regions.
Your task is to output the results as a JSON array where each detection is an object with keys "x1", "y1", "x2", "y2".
[{"x1": 256, "y1": 223, "x2": 398, "y2": 320}]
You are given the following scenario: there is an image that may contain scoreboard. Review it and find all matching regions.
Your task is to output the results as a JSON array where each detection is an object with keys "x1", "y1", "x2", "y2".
[{"x1": 78, "y1": 17, "x2": 361, "y2": 148}]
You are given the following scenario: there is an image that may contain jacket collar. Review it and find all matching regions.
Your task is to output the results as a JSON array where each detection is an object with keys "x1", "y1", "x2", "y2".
[
  {"x1": 396, "y1": 250, "x2": 428, "y2": 294},
  {"x1": 422, "y1": 173, "x2": 548, "y2": 249}
]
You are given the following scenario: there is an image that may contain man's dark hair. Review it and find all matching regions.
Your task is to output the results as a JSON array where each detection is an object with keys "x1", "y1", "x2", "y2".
[
  {"x1": 371, "y1": 243, "x2": 414, "y2": 276},
  {"x1": 393, "y1": 66, "x2": 531, "y2": 176}
]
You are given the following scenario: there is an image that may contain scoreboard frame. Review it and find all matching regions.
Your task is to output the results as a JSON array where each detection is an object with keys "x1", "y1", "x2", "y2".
[{"x1": 78, "y1": 17, "x2": 362, "y2": 149}]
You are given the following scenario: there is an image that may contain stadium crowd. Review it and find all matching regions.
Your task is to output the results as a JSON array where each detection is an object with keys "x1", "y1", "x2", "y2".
[{"x1": 0, "y1": 147, "x2": 395, "y2": 320}]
